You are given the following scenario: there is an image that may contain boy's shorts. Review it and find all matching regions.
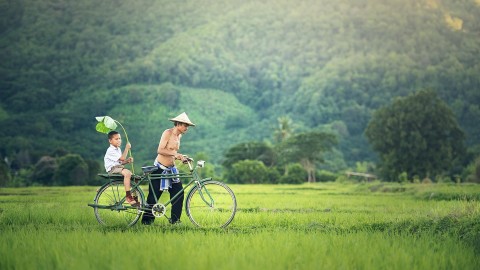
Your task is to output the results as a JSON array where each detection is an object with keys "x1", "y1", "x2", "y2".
[{"x1": 109, "y1": 165, "x2": 125, "y2": 174}]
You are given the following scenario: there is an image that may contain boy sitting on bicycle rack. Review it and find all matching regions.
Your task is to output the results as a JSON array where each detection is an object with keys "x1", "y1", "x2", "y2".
[{"x1": 104, "y1": 130, "x2": 139, "y2": 206}]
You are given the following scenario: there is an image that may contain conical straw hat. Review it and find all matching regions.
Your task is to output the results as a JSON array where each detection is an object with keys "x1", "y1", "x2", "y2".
[{"x1": 169, "y1": 112, "x2": 195, "y2": 126}]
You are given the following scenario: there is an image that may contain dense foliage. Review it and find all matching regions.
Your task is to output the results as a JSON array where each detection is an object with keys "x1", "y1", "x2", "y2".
[
  {"x1": 221, "y1": 130, "x2": 335, "y2": 183},
  {"x1": 1, "y1": 0, "x2": 480, "y2": 185},
  {"x1": 277, "y1": 131, "x2": 337, "y2": 182},
  {"x1": 365, "y1": 89, "x2": 465, "y2": 180}
]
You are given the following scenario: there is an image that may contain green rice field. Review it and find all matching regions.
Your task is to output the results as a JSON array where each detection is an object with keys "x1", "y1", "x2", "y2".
[{"x1": 1, "y1": 182, "x2": 479, "y2": 270}]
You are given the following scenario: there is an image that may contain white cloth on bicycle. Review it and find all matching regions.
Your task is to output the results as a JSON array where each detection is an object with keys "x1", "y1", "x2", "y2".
[{"x1": 154, "y1": 160, "x2": 180, "y2": 190}]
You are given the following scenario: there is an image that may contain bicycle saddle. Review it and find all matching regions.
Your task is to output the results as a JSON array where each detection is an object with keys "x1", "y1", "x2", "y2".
[{"x1": 141, "y1": 166, "x2": 158, "y2": 173}]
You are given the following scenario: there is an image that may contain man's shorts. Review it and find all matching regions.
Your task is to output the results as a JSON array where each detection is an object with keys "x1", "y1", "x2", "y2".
[{"x1": 108, "y1": 165, "x2": 125, "y2": 175}]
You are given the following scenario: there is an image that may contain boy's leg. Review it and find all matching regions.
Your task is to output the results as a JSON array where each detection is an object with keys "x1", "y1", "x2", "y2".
[
  {"x1": 122, "y1": 169, "x2": 132, "y2": 192},
  {"x1": 121, "y1": 169, "x2": 138, "y2": 205},
  {"x1": 109, "y1": 165, "x2": 135, "y2": 203}
]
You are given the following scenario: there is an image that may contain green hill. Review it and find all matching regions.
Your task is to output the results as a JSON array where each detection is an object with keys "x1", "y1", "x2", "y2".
[{"x1": 1, "y1": 0, "x2": 480, "y2": 172}]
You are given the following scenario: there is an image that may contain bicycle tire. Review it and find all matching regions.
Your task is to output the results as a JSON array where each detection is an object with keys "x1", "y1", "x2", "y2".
[
  {"x1": 93, "y1": 180, "x2": 145, "y2": 227},
  {"x1": 185, "y1": 180, "x2": 237, "y2": 228}
]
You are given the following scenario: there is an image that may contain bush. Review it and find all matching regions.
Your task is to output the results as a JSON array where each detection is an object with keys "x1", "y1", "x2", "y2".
[
  {"x1": 54, "y1": 154, "x2": 89, "y2": 186},
  {"x1": 278, "y1": 163, "x2": 307, "y2": 184},
  {"x1": 0, "y1": 161, "x2": 11, "y2": 187},
  {"x1": 31, "y1": 156, "x2": 57, "y2": 185},
  {"x1": 398, "y1": 171, "x2": 409, "y2": 183},
  {"x1": 422, "y1": 177, "x2": 433, "y2": 184},
  {"x1": 413, "y1": 175, "x2": 421, "y2": 183},
  {"x1": 476, "y1": 158, "x2": 480, "y2": 182},
  {"x1": 85, "y1": 159, "x2": 103, "y2": 186},
  {"x1": 316, "y1": 170, "x2": 337, "y2": 182},
  {"x1": 436, "y1": 175, "x2": 453, "y2": 184},
  {"x1": 265, "y1": 167, "x2": 281, "y2": 184},
  {"x1": 226, "y1": 160, "x2": 269, "y2": 184},
  {"x1": 463, "y1": 157, "x2": 480, "y2": 183},
  {"x1": 9, "y1": 167, "x2": 34, "y2": 187},
  {"x1": 336, "y1": 175, "x2": 358, "y2": 183}
]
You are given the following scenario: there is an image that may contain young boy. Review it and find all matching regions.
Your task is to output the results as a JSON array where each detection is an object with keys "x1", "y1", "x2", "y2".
[{"x1": 104, "y1": 130, "x2": 138, "y2": 206}]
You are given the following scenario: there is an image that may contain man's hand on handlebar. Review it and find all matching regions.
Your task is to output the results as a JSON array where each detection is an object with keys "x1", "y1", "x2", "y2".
[{"x1": 181, "y1": 155, "x2": 194, "y2": 164}]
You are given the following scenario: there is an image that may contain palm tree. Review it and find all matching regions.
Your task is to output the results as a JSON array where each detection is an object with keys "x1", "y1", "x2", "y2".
[{"x1": 273, "y1": 116, "x2": 294, "y2": 143}]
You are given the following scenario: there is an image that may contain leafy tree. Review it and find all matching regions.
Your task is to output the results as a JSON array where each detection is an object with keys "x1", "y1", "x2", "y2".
[
  {"x1": 192, "y1": 152, "x2": 217, "y2": 180},
  {"x1": 474, "y1": 159, "x2": 480, "y2": 184},
  {"x1": 273, "y1": 116, "x2": 294, "y2": 143},
  {"x1": 0, "y1": 160, "x2": 10, "y2": 187},
  {"x1": 31, "y1": 156, "x2": 57, "y2": 185},
  {"x1": 10, "y1": 168, "x2": 33, "y2": 187},
  {"x1": 2, "y1": 0, "x2": 480, "y2": 175},
  {"x1": 316, "y1": 170, "x2": 338, "y2": 182},
  {"x1": 278, "y1": 131, "x2": 337, "y2": 182},
  {"x1": 265, "y1": 167, "x2": 281, "y2": 184},
  {"x1": 278, "y1": 163, "x2": 307, "y2": 184},
  {"x1": 226, "y1": 159, "x2": 270, "y2": 184},
  {"x1": 365, "y1": 89, "x2": 465, "y2": 181},
  {"x1": 222, "y1": 142, "x2": 276, "y2": 169},
  {"x1": 85, "y1": 159, "x2": 102, "y2": 186},
  {"x1": 463, "y1": 156, "x2": 480, "y2": 183},
  {"x1": 53, "y1": 154, "x2": 89, "y2": 186}
]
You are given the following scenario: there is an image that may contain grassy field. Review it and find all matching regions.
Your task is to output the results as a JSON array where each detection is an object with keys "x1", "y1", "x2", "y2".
[{"x1": 0, "y1": 182, "x2": 479, "y2": 270}]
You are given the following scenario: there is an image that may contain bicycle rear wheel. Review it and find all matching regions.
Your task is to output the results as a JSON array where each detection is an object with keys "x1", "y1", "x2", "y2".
[
  {"x1": 93, "y1": 180, "x2": 145, "y2": 227},
  {"x1": 185, "y1": 180, "x2": 236, "y2": 228}
]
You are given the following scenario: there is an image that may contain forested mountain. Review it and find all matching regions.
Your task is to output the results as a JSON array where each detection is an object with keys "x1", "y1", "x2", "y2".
[{"x1": 1, "y1": 0, "x2": 480, "y2": 175}]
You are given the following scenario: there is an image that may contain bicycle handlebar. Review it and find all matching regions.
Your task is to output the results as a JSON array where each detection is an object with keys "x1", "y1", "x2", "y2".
[
  {"x1": 141, "y1": 156, "x2": 198, "y2": 174},
  {"x1": 183, "y1": 155, "x2": 195, "y2": 171}
]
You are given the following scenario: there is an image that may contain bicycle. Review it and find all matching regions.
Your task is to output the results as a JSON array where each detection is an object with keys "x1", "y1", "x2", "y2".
[{"x1": 87, "y1": 158, "x2": 237, "y2": 228}]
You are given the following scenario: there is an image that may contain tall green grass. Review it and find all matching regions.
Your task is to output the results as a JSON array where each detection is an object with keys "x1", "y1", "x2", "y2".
[{"x1": 0, "y1": 182, "x2": 479, "y2": 269}]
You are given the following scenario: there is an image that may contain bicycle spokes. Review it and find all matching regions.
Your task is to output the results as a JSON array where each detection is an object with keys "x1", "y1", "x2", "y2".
[
  {"x1": 185, "y1": 181, "x2": 236, "y2": 228},
  {"x1": 93, "y1": 180, "x2": 145, "y2": 227}
]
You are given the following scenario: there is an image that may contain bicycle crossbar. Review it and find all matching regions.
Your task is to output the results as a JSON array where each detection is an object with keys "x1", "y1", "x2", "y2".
[
  {"x1": 97, "y1": 173, "x2": 191, "y2": 180},
  {"x1": 149, "y1": 173, "x2": 191, "y2": 180}
]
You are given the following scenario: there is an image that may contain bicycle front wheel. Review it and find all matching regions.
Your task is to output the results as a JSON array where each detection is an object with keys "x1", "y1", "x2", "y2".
[
  {"x1": 185, "y1": 180, "x2": 237, "y2": 228},
  {"x1": 93, "y1": 180, "x2": 145, "y2": 227}
]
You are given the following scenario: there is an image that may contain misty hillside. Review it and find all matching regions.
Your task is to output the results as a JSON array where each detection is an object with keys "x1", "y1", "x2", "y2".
[{"x1": 1, "y1": 0, "x2": 480, "y2": 170}]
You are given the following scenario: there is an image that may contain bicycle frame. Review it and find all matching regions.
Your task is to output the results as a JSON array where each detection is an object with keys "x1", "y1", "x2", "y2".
[
  {"x1": 89, "y1": 159, "x2": 214, "y2": 212},
  {"x1": 139, "y1": 164, "x2": 213, "y2": 212},
  {"x1": 89, "y1": 158, "x2": 237, "y2": 228}
]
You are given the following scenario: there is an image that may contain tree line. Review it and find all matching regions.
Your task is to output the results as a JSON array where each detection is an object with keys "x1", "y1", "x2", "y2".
[
  {"x1": 2, "y1": 89, "x2": 479, "y2": 186},
  {"x1": 1, "y1": 0, "x2": 480, "y2": 185}
]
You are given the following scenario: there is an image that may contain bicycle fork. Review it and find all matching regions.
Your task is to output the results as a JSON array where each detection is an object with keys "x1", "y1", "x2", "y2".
[{"x1": 195, "y1": 181, "x2": 214, "y2": 208}]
